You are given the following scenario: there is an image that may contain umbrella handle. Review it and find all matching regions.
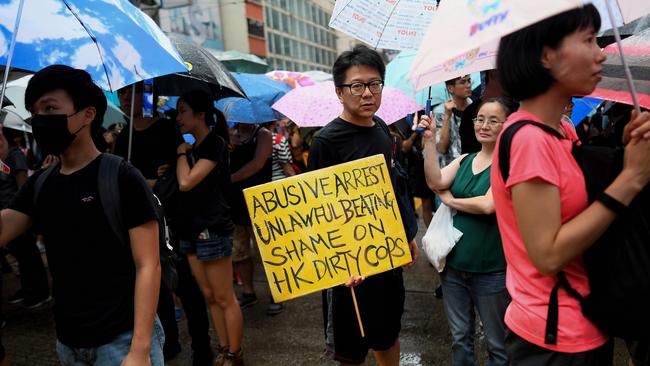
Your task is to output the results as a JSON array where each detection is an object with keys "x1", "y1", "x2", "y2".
[
  {"x1": 604, "y1": 0, "x2": 641, "y2": 116},
  {"x1": 0, "y1": 0, "x2": 26, "y2": 112},
  {"x1": 414, "y1": 99, "x2": 432, "y2": 133}
]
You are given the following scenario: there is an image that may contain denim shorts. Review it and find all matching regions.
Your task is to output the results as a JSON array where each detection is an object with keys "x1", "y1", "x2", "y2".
[
  {"x1": 56, "y1": 316, "x2": 165, "y2": 366},
  {"x1": 180, "y1": 232, "x2": 233, "y2": 261}
]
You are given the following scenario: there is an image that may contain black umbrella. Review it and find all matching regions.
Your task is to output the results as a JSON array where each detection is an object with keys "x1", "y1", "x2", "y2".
[{"x1": 155, "y1": 34, "x2": 247, "y2": 99}]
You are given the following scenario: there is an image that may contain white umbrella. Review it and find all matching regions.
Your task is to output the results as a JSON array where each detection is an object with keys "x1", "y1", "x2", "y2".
[
  {"x1": 1, "y1": 75, "x2": 126, "y2": 129},
  {"x1": 329, "y1": 0, "x2": 439, "y2": 51},
  {"x1": 409, "y1": 0, "x2": 649, "y2": 113}
]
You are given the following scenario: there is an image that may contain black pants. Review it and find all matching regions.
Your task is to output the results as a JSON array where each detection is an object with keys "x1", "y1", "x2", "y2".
[
  {"x1": 157, "y1": 254, "x2": 211, "y2": 354},
  {"x1": 505, "y1": 328, "x2": 614, "y2": 366},
  {"x1": 7, "y1": 232, "x2": 49, "y2": 301}
]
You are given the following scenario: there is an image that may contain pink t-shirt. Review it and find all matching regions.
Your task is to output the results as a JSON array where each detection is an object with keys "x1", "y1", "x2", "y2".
[{"x1": 491, "y1": 110, "x2": 608, "y2": 353}]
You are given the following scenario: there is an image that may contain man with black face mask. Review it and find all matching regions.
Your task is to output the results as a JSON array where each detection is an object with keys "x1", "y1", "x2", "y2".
[{"x1": 0, "y1": 65, "x2": 164, "y2": 366}]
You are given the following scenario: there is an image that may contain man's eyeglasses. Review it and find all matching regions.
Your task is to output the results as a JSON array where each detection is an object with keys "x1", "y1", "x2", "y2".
[
  {"x1": 337, "y1": 80, "x2": 384, "y2": 96},
  {"x1": 473, "y1": 117, "x2": 503, "y2": 127}
]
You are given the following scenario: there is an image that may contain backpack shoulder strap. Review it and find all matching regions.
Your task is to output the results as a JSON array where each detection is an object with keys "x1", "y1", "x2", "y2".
[
  {"x1": 33, "y1": 165, "x2": 58, "y2": 208},
  {"x1": 545, "y1": 271, "x2": 584, "y2": 344},
  {"x1": 498, "y1": 120, "x2": 564, "y2": 183},
  {"x1": 98, "y1": 154, "x2": 129, "y2": 248}
]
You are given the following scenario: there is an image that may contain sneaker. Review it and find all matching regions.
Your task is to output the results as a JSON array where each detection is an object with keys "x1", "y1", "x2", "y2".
[
  {"x1": 24, "y1": 295, "x2": 52, "y2": 310},
  {"x1": 0, "y1": 320, "x2": 6, "y2": 329},
  {"x1": 212, "y1": 345, "x2": 228, "y2": 366},
  {"x1": 238, "y1": 293, "x2": 257, "y2": 310},
  {"x1": 7, "y1": 290, "x2": 24, "y2": 305},
  {"x1": 266, "y1": 302, "x2": 284, "y2": 316},
  {"x1": 223, "y1": 349, "x2": 244, "y2": 366}
]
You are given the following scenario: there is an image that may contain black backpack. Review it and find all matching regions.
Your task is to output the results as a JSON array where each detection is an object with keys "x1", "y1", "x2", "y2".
[
  {"x1": 498, "y1": 120, "x2": 650, "y2": 343},
  {"x1": 34, "y1": 154, "x2": 180, "y2": 291}
]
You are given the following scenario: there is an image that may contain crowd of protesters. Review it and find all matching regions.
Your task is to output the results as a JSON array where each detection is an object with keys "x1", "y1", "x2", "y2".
[{"x1": 0, "y1": 4, "x2": 649, "y2": 366}]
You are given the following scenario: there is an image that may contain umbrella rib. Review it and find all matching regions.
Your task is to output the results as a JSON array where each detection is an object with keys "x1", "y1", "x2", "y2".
[
  {"x1": 331, "y1": 0, "x2": 356, "y2": 25},
  {"x1": 62, "y1": 0, "x2": 114, "y2": 92},
  {"x1": 374, "y1": 0, "x2": 403, "y2": 50}
]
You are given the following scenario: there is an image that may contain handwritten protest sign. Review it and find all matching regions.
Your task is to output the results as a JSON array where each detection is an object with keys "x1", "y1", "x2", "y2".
[{"x1": 244, "y1": 155, "x2": 411, "y2": 302}]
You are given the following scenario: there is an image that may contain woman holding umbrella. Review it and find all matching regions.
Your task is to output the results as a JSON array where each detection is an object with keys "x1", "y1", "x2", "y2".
[
  {"x1": 175, "y1": 90, "x2": 244, "y2": 366},
  {"x1": 491, "y1": 4, "x2": 650, "y2": 364}
]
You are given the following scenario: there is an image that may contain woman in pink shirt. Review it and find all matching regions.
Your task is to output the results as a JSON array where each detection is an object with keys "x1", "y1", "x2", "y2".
[{"x1": 491, "y1": 4, "x2": 650, "y2": 365}]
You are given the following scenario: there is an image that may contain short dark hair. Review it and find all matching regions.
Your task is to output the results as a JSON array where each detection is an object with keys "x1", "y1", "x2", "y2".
[
  {"x1": 445, "y1": 76, "x2": 462, "y2": 87},
  {"x1": 25, "y1": 65, "x2": 107, "y2": 134},
  {"x1": 332, "y1": 45, "x2": 385, "y2": 87},
  {"x1": 478, "y1": 96, "x2": 519, "y2": 118},
  {"x1": 177, "y1": 90, "x2": 228, "y2": 142},
  {"x1": 497, "y1": 4, "x2": 601, "y2": 101}
]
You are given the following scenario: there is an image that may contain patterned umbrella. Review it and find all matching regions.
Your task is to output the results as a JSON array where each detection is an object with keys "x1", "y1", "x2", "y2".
[
  {"x1": 590, "y1": 27, "x2": 650, "y2": 109},
  {"x1": 0, "y1": 0, "x2": 186, "y2": 91},
  {"x1": 329, "y1": 0, "x2": 439, "y2": 51},
  {"x1": 272, "y1": 81, "x2": 420, "y2": 127},
  {"x1": 266, "y1": 70, "x2": 316, "y2": 89}
]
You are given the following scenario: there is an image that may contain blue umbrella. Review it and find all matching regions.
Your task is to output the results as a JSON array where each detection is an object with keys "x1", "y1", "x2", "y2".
[
  {"x1": 571, "y1": 97, "x2": 603, "y2": 126},
  {"x1": 231, "y1": 72, "x2": 292, "y2": 105},
  {"x1": 216, "y1": 97, "x2": 278, "y2": 124},
  {"x1": 0, "y1": 0, "x2": 186, "y2": 91}
]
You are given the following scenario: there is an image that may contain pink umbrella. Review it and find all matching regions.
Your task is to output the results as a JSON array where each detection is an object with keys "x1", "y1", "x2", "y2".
[
  {"x1": 265, "y1": 70, "x2": 316, "y2": 89},
  {"x1": 272, "y1": 81, "x2": 421, "y2": 127}
]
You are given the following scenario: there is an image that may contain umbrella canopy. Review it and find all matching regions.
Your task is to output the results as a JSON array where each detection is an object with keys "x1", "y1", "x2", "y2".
[
  {"x1": 1, "y1": 74, "x2": 126, "y2": 128},
  {"x1": 272, "y1": 81, "x2": 420, "y2": 127},
  {"x1": 154, "y1": 34, "x2": 246, "y2": 98},
  {"x1": 589, "y1": 27, "x2": 650, "y2": 109},
  {"x1": 385, "y1": 51, "x2": 482, "y2": 107},
  {"x1": 329, "y1": 0, "x2": 439, "y2": 51},
  {"x1": 303, "y1": 70, "x2": 333, "y2": 83},
  {"x1": 409, "y1": 0, "x2": 644, "y2": 92},
  {"x1": 210, "y1": 50, "x2": 268, "y2": 74},
  {"x1": 570, "y1": 97, "x2": 603, "y2": 125},
  {"x1": 216, "y1": 97, "x2": 277, "y2": 124},
  {"x1": 231, "y1": 72, "x2": 291, "y2": 105},
  {"x1": 0, "y1": 0, "x2": 186, "y2": 91},
  {"x1": 266, "y1": 70, "x2": 316, "y2": 89},
  {"x1": 0, "y1": 108, "x2": 29, "y2": 133}
]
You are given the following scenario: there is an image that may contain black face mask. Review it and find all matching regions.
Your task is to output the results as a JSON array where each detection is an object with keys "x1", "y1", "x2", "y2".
[{"x1": 31, "y1": 112, "x2": 86, "y2": 155}]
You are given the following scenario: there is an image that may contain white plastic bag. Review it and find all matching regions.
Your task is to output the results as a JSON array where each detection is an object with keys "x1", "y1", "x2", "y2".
[{"x1": 421, "y1": 203, "x2": 463, "y2": 272}]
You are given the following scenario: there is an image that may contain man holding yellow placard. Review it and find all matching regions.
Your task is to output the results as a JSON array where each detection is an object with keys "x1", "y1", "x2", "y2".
[{"x1": 308, "y1": 45, "x2": 418, "y2": 366}]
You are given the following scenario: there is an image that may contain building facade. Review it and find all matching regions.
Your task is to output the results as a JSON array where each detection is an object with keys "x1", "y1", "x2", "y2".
[
  {"x1": 262, "y1": 0, "x2": 339, "y2": 72},
  {"x1": 132, "y1": 0, "x2": 360, "y2": 72}
]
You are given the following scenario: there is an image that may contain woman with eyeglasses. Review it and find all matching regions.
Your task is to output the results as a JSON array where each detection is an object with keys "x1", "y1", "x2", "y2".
[{"x1": 418, "y1": 97, "x2": 517, "y2": 366}]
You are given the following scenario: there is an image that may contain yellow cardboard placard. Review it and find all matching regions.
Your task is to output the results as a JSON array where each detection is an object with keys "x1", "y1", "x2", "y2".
[{"x1": 244, "y1": 155, "x2": 411, "y2": 302}]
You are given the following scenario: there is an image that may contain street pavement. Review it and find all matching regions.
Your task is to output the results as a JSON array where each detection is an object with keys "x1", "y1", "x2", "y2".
[{"x1": 0, "y1": 219, "x2": 633, "y2": 365}]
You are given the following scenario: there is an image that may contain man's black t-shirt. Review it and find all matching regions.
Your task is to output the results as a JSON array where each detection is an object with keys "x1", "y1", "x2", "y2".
[
  {"x1": 459, "y1": 100, "x2": 482, "y2": 154},
  {"x1": 114, "y1": 118, "x2": 183, "y2": 179},
  {"x1": 0, "y1": 147, "x2": 28, "y2": 208},
  {"x1": 178, "y1": 130, "x2": 233, "y2": 241},
  {"x1": 9, "y1": 154, "x2": 158, "y2": 348},
  {"x1": 307, "y1": 117, "x2": 392, "y2": 172}
]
